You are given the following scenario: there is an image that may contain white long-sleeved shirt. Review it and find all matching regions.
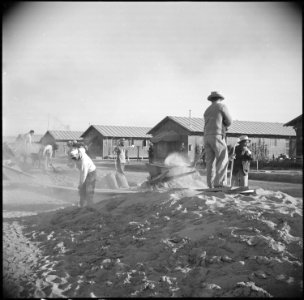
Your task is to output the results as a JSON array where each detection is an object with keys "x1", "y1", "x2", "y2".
[
  {"x1": 24, "y1": 133, "x2": 33, "y2": 154},
  {"x1": 43, "y1": 145, "x2": 53, "y2": 157},
  {"x1": 75, "y1": 150, "x2": 96, "y2": 185}
]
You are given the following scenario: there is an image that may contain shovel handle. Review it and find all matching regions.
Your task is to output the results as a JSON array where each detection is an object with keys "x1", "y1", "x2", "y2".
[{"x1": 229, "y1": 143, "x2": 237, "y2": 187}]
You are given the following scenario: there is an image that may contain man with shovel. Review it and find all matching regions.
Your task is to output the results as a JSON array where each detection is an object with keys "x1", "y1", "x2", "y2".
[
  {"x1": 203, "y1": 91, "x2": 233, "y2": 189},
  {"x1": 70, "y1": 147, "x2": 97, "y2": 207},
  {"x1": 230, "y1": 135, "x2": 253, "y2": 187}
]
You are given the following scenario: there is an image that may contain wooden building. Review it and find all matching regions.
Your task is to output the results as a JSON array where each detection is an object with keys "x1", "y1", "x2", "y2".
[
  {"x1": 40, "y1": 130, "x2": 83, "y2": 156},
  {"x1": 80, "y1": 125, "x2": 152, "y2": 159},
  {"x1": 148, "y1": 116, "x2": 296, "y2": 163},
  {"x1": 284, "y1": 114, "x2": 302, "y2": 162}
]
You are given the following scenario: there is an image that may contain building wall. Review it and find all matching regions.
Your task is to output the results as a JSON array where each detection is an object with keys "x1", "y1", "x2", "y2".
[
  {"x1": 40, "y1": 133, "x2": 56, "y2": 147},
  {"x1": 151, "y1": 119, "x2": 189, "y2": 162},
  {"x1": 104, "y1": 138, "x2": 149, "y2": 159},
  {"x1": 295, "y1": 120, "x2": 302, "y2": 161},
  {"x1": 40, "y1": 133, "x2": 84, "y2": 157},
  {"x1": 82, "y1": 128, "x2": 104, "y2": 158},
  {"x1": 187, "y1": 135, "x2": 204, "y2": 162},
  {"x1": 226, "y1": 136, "x2": 296, "y2": 159},
  {"x1": 82, "y1": 128, "x2": 150, "y2": 159}
]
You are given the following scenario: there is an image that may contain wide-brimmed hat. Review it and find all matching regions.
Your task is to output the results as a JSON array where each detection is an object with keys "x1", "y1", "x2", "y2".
[
  {"x1": 238, "y1": 135, "x2": 251, "y2": 143},
  {"x1": 207, "y1": 91, "x2": 224, "y2": 101}
]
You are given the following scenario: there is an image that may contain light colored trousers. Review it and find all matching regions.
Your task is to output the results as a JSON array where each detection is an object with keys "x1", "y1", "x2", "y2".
[{"x1": 204, "y1": 134, "x2": 228, "y2": 188}]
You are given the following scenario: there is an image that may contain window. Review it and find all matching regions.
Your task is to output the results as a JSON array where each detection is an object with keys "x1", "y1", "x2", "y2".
[
  {"x1": 286, "y1": 139, "x2": 289, "y2": 154},
  {"x1": 188, "y1": 144, "x2": 192, "y2": 151}
]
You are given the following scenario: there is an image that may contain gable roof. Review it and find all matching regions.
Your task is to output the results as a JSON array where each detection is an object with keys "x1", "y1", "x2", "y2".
[
  {"x1": 44, "y1": 130, "x2": 83, "y2": 141},
  {"x1": 148, "y1": 116, "x2": 296, "y2": 137},
  {"x1": 81, "y1": 125, "x2": 152, "y2": 139},
  {"x1": 284, "y1": 114, "x2": 302, "y2": 127}
]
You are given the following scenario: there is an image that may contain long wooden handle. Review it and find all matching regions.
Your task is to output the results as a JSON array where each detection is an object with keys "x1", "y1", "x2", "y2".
[
  {"x1": 3, "y1": 164, "x2": 36, "y2": 178},
  {"x1": 229, "y1": 144, "x2": 237, "y2": 187}
]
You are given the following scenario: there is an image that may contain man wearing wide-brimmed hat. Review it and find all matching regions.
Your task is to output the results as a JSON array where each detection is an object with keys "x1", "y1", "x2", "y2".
[
  {"x1": 231, "y1": 135, "x2": 253, "y2": 187},
  {"x1": 203, "y1": 91, "x2": 233, "y2": 188}
]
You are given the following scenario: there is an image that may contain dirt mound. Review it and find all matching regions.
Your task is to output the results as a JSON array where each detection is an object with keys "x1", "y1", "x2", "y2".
[{"x1": 8, "y1": 188, "x2": 302, "y2": 298}]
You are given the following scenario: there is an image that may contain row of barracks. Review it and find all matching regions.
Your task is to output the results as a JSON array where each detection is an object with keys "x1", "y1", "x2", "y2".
[{"x1": 10, "y1": 114, "x2": 302, "y2": 162}]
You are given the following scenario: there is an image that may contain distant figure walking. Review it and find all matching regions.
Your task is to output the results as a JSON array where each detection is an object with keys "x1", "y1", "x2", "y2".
[
  {"x1": 203, "y1": 91, "x2": 232, "y2": 188},
  {"x1": 113, "y1": 138, "x2": 129, "y2": 174}
]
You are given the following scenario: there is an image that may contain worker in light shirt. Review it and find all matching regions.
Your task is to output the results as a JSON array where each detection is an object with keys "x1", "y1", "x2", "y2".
[
  {"x1": 42, "y1": 144, "x2": 53, "y2": 170},
  {"x1": 70, "y1": 148, "x2": 97, "y2": 207},
  {"x1": 203, "y1": 91, "x2": 233, "y2": 188}
]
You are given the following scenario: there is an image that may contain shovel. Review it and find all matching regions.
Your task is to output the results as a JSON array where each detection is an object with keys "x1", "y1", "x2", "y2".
[{"x1": 229, "y1": 142, "x2": 238, "y2": 187}]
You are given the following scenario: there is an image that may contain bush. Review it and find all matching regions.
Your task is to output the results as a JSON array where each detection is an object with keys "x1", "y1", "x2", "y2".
[{"x1": 251, "y1": 160, "x2": 303, "y2": 170}]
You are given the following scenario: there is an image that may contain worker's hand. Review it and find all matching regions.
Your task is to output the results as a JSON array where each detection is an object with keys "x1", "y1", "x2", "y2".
[
  {"x1": 229, "y1": 154, "x2": 236, "y2": 161},
  {"x1": 242, "y1": 147, "x2": 252, "y2": 156}
]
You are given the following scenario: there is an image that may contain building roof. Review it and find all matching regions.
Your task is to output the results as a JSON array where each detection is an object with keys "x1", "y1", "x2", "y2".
[
  {"x1": 148, "y1": 116, "x2": 296, "y2": 137},
  {"x1": 283, "y1": 114, "x2": 302, "y2": 127},
  {"x1": 82, "y1": 125, "x2": 152, "y2": 138},
  {"x1": 15, "y1": 134, "x2": 44, "y2": 143},
  {"x1": 32, "y1": 134, "x2": 44, "y2": 143},
  {"x1": 44, "y1": 130, "x2": 83, "y2": 141}
]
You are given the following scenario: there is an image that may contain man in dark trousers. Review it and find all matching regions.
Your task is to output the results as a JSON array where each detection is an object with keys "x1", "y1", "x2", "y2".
[
  {"x1": 70, "y1": 147, "x2": 97, "y2": 207},
  {"x1": 203, "y1": 91, "x2": 233, "y2": 188},
  {"x1": 231, "y1": 135, "x2": 253, "y2": 187}
]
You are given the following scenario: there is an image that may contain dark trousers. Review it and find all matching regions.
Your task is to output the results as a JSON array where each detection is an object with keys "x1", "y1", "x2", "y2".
[{"x1": 79, "y1": 170, "x2": 96, "y2": 207}]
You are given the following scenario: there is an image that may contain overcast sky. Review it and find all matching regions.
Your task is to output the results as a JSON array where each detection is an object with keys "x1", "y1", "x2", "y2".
[{"x1": 2, "y1": 2, "x2": 302, "y2": 136}]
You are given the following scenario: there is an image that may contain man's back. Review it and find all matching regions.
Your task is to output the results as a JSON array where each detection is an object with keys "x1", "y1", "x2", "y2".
[{"x1": 204, "y1": 102, "x2": 232, "y2": 136}]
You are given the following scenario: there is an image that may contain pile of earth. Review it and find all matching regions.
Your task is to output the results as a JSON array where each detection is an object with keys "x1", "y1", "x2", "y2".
[{"x1": 3, "y1": 186, "x2": 302, "y2": 298}]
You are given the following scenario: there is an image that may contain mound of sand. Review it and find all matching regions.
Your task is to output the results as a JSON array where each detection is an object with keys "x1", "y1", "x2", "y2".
[{"x1": 3, "y1": 187, "x2": 302, "y2": 298}]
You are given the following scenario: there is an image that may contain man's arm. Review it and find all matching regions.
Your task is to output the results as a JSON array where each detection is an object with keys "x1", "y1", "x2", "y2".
[
  {"x1": 221, "y1": 104, "x2": 233, "y2": 128},
  {"x1": 79, "y1": 161, "x2": 89, "y2": 186}
]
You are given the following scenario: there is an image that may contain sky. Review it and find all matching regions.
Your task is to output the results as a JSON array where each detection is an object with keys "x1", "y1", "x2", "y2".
[{"x1": 2, "y1": 2, "x2": 302, "y2": 136}]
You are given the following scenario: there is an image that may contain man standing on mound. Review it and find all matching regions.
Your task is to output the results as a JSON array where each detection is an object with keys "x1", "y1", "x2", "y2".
[
  {"x1": 70, "y1": 147, "x2": 97, "y2": 207},
  {"x1": 203, "y1": 91, "x2": 233, "y2": 188}
]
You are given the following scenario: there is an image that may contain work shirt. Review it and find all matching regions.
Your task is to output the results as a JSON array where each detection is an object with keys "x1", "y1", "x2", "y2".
[
  {"x1": 204, "y1": 102, "x2": 233, "y2": 136},
  {"x1": 113, "y1": 146, "x2": 127, "y2": 164},
  {"x1": 75, "y1": 151, "x2": 96, "y2": 185},
  {"x1": 43, "y1": 145, "x2": 53, "y2": 157}
]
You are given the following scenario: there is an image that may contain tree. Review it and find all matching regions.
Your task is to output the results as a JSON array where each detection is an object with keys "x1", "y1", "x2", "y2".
[{"x1": 251, "y1": 140, "x2": 269, "y2": 170}]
